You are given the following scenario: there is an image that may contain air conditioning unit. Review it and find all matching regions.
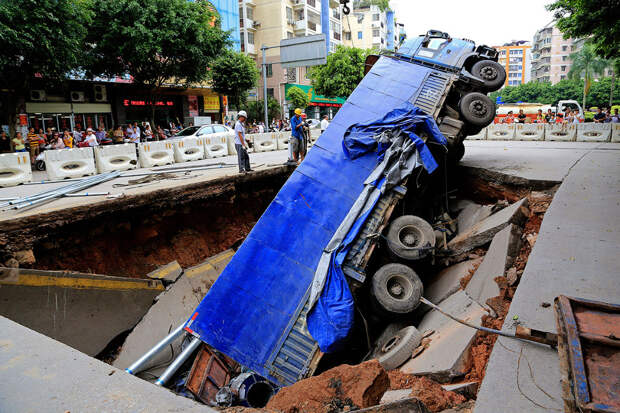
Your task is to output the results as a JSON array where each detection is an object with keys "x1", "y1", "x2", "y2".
[
  {"x1": 30, "y1": 89, "x2": 46, "y2": 102},
  {"x1": 93, "y1": 84, "x2": 107, "y2": 102},
  {"x1": 70, "y1": 91, "x2": 86, "y2": 102},
  {"x1": 252, "y1": 20, "x2": 261, "y2": 28}
]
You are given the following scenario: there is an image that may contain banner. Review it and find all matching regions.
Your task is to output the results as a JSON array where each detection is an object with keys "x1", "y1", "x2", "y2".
[
  {"x1": 188, "y1": 95, "x2": 199, "y2": 117},
  {"x1": 204, "y1": 95, "x2": 220, "y2": 112}
]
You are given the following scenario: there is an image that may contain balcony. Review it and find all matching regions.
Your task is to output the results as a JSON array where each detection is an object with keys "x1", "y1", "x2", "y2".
[
  {"x1": 245, "y1": 42, "x2": 256, "y2": 55},
  {"x1": 241, "y1": 18, "x2": 256, "y2": 30},
  {"x1": 333, "y1": 31, "x2": 341, "y2": 40},
  {"x1": 239, "y1": 0, "x2": 256, "y2": 6},
  {"x1": 294, "y1": 0, "x2": 319, "y2": 10},
  {"x1": 294, "y1": 19, "x2": 320, "y2": 34},
  {"x1": 329, "y1": 0, "x2": 339, "y2": 7}
]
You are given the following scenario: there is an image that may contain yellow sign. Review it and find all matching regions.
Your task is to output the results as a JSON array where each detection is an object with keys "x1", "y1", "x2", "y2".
[{"x1": 204, "y1": 95, "x2": 220, "y2": 112}]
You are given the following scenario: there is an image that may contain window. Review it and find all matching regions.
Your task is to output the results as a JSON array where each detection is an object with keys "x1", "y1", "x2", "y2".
[
  {"x1": 373, "y1": 28, "x2": 379, "y2": 37},
  {"x1": 562, "y1": 45, "x2": 567, "y2": 51},
  {"x1": 562, "y1": 55, "x2": 568, "y2": 61},
  {"x1": 267, "y1": 88, "x2": 274, "y2": 98},
  {"x1": 286, "y1": 6, "x2": 293, "y2": 22},
  {"x1": 287, "y1": 31, "x2": 294, "y2": 39},
  {"x1": 330, "y1": 42, "x2": 336, "y2": 52},
  {"x1": 305, "y1": 66, "x2": 312, "y2": 79},
  {"x1": 344, "y1": 31, "x2": 351, "y2": 40},
  {"x1": 266, "y1": 64, "x2": 273, "y2": 78},
  {"x1": 358, "y1": 31, "x2": 363, "y2": 39},
  {"x1": 500, "y1": 50, "x2": 506, "y2": 55},
  {"x1": 561, "y1": 65, "x2": 566, "y2": 72},
  {"x1": 197, "y1": 126, "x2": 213, "y2": 136},
  {"x1": 212, "y1": 125, "x2": 228, "y2": 133},
  {"x1": 246, "y1": 7, "x2": 253, "y2": 20},
  {"x1": 247, "y1": 32, "x2": 254, "y2": 44},
  {"x1": 372, "y1": 13, "x2": 380, "y2": 21}
]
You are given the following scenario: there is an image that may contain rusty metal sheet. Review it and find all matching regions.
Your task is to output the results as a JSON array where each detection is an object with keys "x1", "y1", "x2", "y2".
[
  {"x1": 186, "y1": 344, "x2": 237, "y2": 405},
  {"x1": 555, "y1": 295, "x2": 620, "y2": 413}
]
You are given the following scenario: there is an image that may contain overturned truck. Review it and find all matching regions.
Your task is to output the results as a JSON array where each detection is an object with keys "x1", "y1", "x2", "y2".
[{"x1": 185, "y1": 30, "x2": 505, "y2": 394}]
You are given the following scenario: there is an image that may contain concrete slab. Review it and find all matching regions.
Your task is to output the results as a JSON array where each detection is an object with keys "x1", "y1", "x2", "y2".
[
  {"x1": 358, "y1": 398, "x2": 431, "y2": 413},
  {"x1": 400, "y1": 291, "x2": 486, "y2": 382},
  {"x1": 465, "y1": 224, "x2": 521, "y2": 308},
  {"x1": 474, "y1": 149, "x2": 620, "y2": 413},
  {"x1": 448, "y1": 198, "x2": 529, "y2": 255},
  {"x1": 457, "y1": 204, "x2": 493, "y2": 234},
  {"x1": 420, "y1": 259, "x2": 482, "y2": 314},
  {"x1": 381, "y1": 389, "x2": 411, "y2": 404},
  {"x1": 113, "y1": 251, "x2": 232, "y2": 376},
  {"x1": 0, "y1": 268, "x2": 164, "y2": 356},
  {"x1": 0, "y1": 316, "x2": 215, "y2": 413},
  {"x1": 146, "y1": 260, "x2": 182, "y2": 283},
  {"x1": 442, "y1": 382, "x2": 478, "y2": 399}
]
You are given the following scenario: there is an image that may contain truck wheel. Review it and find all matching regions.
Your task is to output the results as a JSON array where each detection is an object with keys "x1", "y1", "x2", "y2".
[
  {"x1": 450, "y1": 141, "x2": 465, "y2": 162},
  {"x1": 471, "y1": 60, "x2": 506, "y2": 92},
  {"x1": 372, "y1": 325, "x2": 422, "y2": 370},
  {"x1": 459, "y1": 93, "x2": 496, "y2": 127},
  {"x1": 372, "y1": 263, "x2": 423, "y2": 314},
  {"x1": 386, "y1": 215, "x2": 435, "y2": 260}
]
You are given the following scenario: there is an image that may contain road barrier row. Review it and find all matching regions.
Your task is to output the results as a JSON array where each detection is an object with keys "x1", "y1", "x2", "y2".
[
  {"x1": 45, "y1": 147, "x2": 96, "y2": 180},
  {"x1": 0, "y1": 152, "x2": 32, "y2": 187},
  {"x1": 466, "y1": 123, "x2": 614, "y2": 142}
]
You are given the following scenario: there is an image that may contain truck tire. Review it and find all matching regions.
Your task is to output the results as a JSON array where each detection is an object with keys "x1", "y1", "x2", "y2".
[
  {"x1": 372, "y1": 325, "x2": 422, "y2": 370},
  {"x1": 471, "y1": 60, "x2": 506, "y2": 92},
  {"x1": 459, "y1": 93, "x2": 496, "y2": 127},
  {"x1": 371, "y1": 263, "x2": 423, "y2": 314},
  {"x1": 386, "y1": 215, "x2": 435, "y2": 261},
  {"x1": 450, "y1": 141, "x2": 465, "y2": 162}
]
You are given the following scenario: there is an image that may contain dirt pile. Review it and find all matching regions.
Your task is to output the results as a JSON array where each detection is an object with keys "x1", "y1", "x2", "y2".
[
  {"x1": 266, "y1": 360, "x2": 389, "y2": 413},
  {"x1": 407, "y1": 376, "x2": 466, "y2": 412}
]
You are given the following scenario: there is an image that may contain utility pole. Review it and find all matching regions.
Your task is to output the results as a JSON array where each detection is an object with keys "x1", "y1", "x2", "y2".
[{"x1": 261, "y1": 46, "x2": 269, "y2": 132}]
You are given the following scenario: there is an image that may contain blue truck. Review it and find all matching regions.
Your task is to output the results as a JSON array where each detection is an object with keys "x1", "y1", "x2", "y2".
[{"x1": 185, "y1": 30, "x2": 505, "y2": 392}]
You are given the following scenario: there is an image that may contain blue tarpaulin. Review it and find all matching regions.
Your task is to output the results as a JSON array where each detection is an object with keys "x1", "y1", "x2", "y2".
[{"x1": 306, "y1": 102, "x2": 447, "y2": 353}]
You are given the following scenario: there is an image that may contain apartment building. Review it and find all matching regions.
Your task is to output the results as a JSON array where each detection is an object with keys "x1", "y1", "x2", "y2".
[
  {"x1": 531, "y1": 22, "x2": 582, "y2": 84},
  {"x1": 341, "y1": 3, "x2": 391, "y2": 50},
  {"x1": 238, "y1": 0, "x2": 344, "y2": 116},
  {"x1": 495, "y1": 41, "x2": 532, "y2": 87}
]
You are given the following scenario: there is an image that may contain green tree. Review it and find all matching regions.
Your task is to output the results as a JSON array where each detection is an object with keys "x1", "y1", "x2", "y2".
[
  {"x1": 286, "y1": 86, "x2": 310, "y2": 110},
  {"x1": 246, "y1": 97, "x2": 281, "y2": 123},
  {"x1": 353, "y1": 0, "x2": 390, "y2": 11},
  {"x1": 547, "y1": 0, "x2": 619, "y2": 59},
  {"x1": 308, "y1": 45, "x2": 373, "y2": 98},
  {"x1": 85, "y1": 0, "x2": 230, "y2": 125},
  {"x1": 568, "y1": 44, "x2": 609, "y2": 110},
  {"x1": 210, "y1": 51, "x2": 259, "y2": 110},
  {"x1": 0, "y1": 0, "x2": 92, "y2": 134}
]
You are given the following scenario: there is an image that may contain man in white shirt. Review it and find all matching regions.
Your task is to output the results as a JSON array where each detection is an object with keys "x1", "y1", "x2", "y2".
[
  {"x1": 234, "y1": 111, "x2": 252, "y2": 173},
  {"x1": 84, "y1": 128, "x2": 99, "y2": 147},
  {"x1": 320, "y1": 115, "x2": 329, "y2": 134}
]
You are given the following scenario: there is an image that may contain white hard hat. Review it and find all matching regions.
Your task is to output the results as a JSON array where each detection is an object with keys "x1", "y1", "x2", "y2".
[{"x1": 238, "y1": 111, "x2": 247, "y2": 118}]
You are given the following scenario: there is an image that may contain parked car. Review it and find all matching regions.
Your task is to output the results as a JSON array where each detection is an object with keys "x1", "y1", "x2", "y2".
[{"x1": 175, "y1": 124, "x2": 234, "y2": 140}]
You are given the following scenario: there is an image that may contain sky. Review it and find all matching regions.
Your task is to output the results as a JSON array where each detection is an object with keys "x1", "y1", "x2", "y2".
[{"x1": 389, "y1": 0, "x2": 556, "y2": 47}]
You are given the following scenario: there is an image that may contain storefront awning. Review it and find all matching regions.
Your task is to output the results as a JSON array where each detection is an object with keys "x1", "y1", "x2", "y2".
[
  {"x1": 284, "y1": 84, "x2": 345, "y2": 107},
  {"x1": 73, "y1": 103, "x2": 112, "y2": 114},
  {"x1": 25, "y1": 102, "x2": 112, "y2": 114}
]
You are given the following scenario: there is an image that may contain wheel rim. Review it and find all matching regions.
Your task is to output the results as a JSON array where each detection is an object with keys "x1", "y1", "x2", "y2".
[
  {"x1": 382, "y1": 336, "x2": 401, "y2": 353},
  {"x1": 468, "y1": 99, "x2": 489, "y2": 118},
  {"x1": 479, "y1": 65, "x2": 498, "y2": 81},
  {"x1": 386, "y1": 274, "x2": 413, "y2": 301},
  {"x1": 398, "y1": 225, "x2": 423, "y2": 249}
]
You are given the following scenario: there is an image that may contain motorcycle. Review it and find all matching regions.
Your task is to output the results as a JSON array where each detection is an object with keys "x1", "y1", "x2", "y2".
[{"x1": 35, "y1": 144, "x2": 51, "y2": 171}]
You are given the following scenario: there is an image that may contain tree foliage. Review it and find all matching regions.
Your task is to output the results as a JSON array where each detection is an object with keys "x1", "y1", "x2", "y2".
[
  {"x1": 546, "y1": 0, "x2": 619, "y2": 59},
  {"x1": 567, "y1": 43, "x2": 610, "y2": 108},
  {"x1": 210, "y1": 51, "x2": 259, "y2": 109},
  {"x1": 308, "y1": 45, "x2": 373, "y2": 98},
  {"x1": 286, "y1": 86, "x2": 310, "y2": 110},
  {"x1": 353, "y1": 0, "x2": 390, "y2": 11},
  {"x1": 246, "y1": 98, "x2": 281, "y2": 123},
  {"x1": 85, "y1": 0, "x2": 230, "y2": 91},
  {"x1": 490, "y1": 77, "x2": 620, "y2": 109}
]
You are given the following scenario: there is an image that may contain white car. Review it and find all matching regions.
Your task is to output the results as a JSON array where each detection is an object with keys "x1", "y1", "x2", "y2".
[
  {"x1": 306, "y1": 119, "x2": 321, "y2": 129},
  {"x1": 174, "y1": 124, "x2": 234, "y2": 140}
]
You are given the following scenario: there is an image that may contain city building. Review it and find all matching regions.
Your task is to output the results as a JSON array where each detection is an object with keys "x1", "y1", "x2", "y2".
[
  {"x1": 341, "y1": 2, "x2": 392, "y2": 50},
  {"x1": 239, "y1": 0, "x2": 346, "y2": 119},
  {"x1": 531, "y1": 21, "x2": 581, "y2": 84},
  {"x1": 495, "y1": 41, "x2": 532, "y2": 87}
]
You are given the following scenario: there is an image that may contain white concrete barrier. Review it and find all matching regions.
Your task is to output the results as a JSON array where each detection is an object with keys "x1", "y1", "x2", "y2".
[
  {"x1": 173, "y1": 137, "x2": 205, "y2": 163},
  {"x1": 250, "y1": 133, "x2": 278, "y2": 153},
  {"x1": 0, "y1": 153, "x2": 32, "y2": 187},
  {"x1": 515, "y1": 123, "x2": 545, "y2": 141},
  {"x1": 204, "y1": 135, "x2": 229, "y2": 158},
  {"x1": 545, "y1": 123, "x2": 576, "y2": 141},
  {"x1": 576, "y1": 123, "x2": 612, "y2": 142},
  {"x1": 465, "y1": 127, "x2": 487, "y2": 140},
  {"x1": 612, "y1": 123, "x2": 620, "y2": 143},
  {"x1": 276, "y1": 131, "x2": 291, "y2": 150},
  {"x1": 487, "y1": 124, "x2": 515, "y2": 140},
  {"x1": 45, "y1": 147, "x2": 96, "y2": 180},
  {"x1": 138, "y1": 141, "x2": 174, "y2": 168},
  {"x1": 94, "y1": 144, "x2": 137, "y2": 173}
]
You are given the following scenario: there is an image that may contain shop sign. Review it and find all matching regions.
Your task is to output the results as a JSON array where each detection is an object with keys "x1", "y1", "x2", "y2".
[
  {"x1": 123, "y1": 99, "x2": 174, "y2": 107},
  {"x1": 204, "y1": 95, "x2": 220, "y2": 112},
  {"x1": 19, "y1": 114, "x2": 28, "y2": 126},
  {"x1": 188, "y1": 95, "x2": 199, "y2": 117}
]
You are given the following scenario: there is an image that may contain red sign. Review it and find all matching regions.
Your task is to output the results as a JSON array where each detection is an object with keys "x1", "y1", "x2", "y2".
[
  {"x1": 310, "y1": 103, "x2": 342, "y2": 108},
  {"x1": 123, "y1": 99, "x2": 175, "y2": 107},
  {"x1": 19, "y1": 114, "x2": 28, "y2": 126},
  {"x1": 188, "y1": 95, "x2": 198, "y2": 117}
]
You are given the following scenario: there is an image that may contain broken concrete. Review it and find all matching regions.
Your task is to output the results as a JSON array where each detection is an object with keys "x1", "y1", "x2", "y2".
[
  {"x1": 400, "y1": 291, "x2": 486, "y2": 382},
  {"x1": 420, "y1": 259, "x2": 483, "y2": 315},
  {"x1": 441, "y1": 382, "x2": 479, "y2": 399},
  {"x1": 113, "y1": 252, "x2": 232, "y2": 376},
  {"x1": 448, "y1": 198, "x2": 529, "y2": 255},
  {"x1": 457, "y1": 203, "x2": 493, "y2": 234},
  {"x1": 0, "y1": 316, "x2": 216, "y2": 412},
  {"x1": 146, "y1": 260, "x2": 183, "y2": 283},
  {"x1": 357, "y1": 398, "x2": 431, "y2": 413},
  {"x1": 465, "y1": 224, "x2": 521, "y2": 308},
  {"x1": 0, "y1": 267, "x2": 164, "y2": 356},
  {"x1": 381, "y1": 389, "x2": 412, "y2": 404}
]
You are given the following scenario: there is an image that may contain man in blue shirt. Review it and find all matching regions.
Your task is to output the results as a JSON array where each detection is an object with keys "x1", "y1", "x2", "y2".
[{"x1": 290, "y1": 108, "x2": 306, "y2": 163}]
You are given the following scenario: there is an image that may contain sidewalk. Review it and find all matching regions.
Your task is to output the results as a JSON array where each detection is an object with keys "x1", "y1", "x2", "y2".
[{"x1": 474, "y1": 146, "x2": 620, "y2": 412}]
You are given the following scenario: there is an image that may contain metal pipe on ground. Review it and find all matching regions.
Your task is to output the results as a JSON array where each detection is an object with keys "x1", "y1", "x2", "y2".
[
  {"x1": 155, "y1": 337, "x2": 201, "y2": 386},
  {"x1": 0, "y1": 192, "x2": 110, "y2": 201},
  {"x1": 125, "y1": 323, "x2": 186, "y2": 375}
]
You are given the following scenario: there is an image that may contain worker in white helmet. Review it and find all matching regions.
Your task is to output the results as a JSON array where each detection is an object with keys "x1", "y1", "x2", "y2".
[{"x1": 234, "y1": 110, "x2": 252, "y2": 173}]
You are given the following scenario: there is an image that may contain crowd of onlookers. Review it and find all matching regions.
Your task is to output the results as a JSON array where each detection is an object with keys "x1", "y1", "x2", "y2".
[
  {"x1": 499, "y1": 107, "x2": 620, "y2": 124},
  {"x1": 0, "y1": 122, "x2": 187, "y2": 164}
]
